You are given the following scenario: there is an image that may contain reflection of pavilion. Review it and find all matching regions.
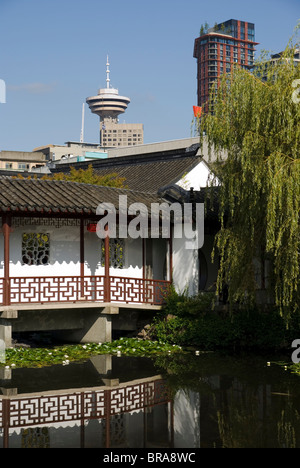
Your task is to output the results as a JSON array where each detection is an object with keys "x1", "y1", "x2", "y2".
[
  {"x1": 0, "y1": 356, "x2": 178, "y2": 448},
  {"x1": 0, "y1": 376, "x2": 171, "y2": 448}
]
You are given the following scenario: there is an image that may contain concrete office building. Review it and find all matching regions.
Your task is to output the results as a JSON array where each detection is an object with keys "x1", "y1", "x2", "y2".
[
  {"x1": 86, "y1": 57, "x2": 144, "y2": 147},
  {"x1": 33, "y1": 141, "x2": 108, "y2": 163},
  {"x1": 0, "y1": 150, "x2": 46, "y2": 172}
]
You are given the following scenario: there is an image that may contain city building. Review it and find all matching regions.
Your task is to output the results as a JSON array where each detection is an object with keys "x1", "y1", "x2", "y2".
[
  {"x1": 269, "y1": 47, "x2": 300, "y2": 65},
  {"x1": 193, "y1": 19, "x2": 259, "y2": 112},
  {"x1": 32, "y1": 141, "x2": 108, "y2": 163},
  {"x1": 261, "y1": 47, "x2": 300, "y2": 79},
  {"x1": 86, "y1": 57, "x2": 144, "y2": 147},
  {"x1": 0, "y1": 150, "x2": 46, "y2": 172}
]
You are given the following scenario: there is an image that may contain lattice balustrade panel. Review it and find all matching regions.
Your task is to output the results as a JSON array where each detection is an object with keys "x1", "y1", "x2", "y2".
[
  {"x1": 110, "y1": 381, "x2": 167, "y2": 415},
  {"x1": 83, "y1": 391, "x2": 106, "y2": 419},
  {"x1": 9, "y1": 276, "x2": 105, "y2": 304},
  {"x1": 81, "y1": 276, "x2": 105, "y2": 302},
  {"x1": 9, "y1": 394, "x2": 82, "y2": 427},
  {"x1": 109, "y1": 277, "x2": 170, "y2": 305},
  {"x1": 0, "y1": 381, "x2": 170, "y2": 429},
  {"x1": 7, "y1": 392, "x2": 107, "y2": 428},
  {"x1": 110, "y1": 277, "x2": 144, "y2": 303}
]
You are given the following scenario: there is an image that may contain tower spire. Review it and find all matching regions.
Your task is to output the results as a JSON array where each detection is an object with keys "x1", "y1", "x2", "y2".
[
  {"x1": 106, "y1": 55, "x2": 110, "y2": 89},
  {"x1": 86, "y1": 56, "x2": 131, "y2": 144}
]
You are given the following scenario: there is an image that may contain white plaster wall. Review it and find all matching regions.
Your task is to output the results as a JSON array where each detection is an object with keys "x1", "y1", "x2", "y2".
[
  {"x1": 174, "y1": 389, "x2": 200, "y2": 448},
  {"x1": 172, "y1": 226, "x2": 198, "y2": 296},
  {"x1": 7, "y1": 225, "x2": 81, "y2": 278},
  {"x1": 0, "y1": 225, "x2": 143, "y2": 279},
  {"x1": 176, "y1": 160, "x2": 219, "y2": 190},
  {"x1": 110, "y1": 237, "x2": 143, "y2": 279}
]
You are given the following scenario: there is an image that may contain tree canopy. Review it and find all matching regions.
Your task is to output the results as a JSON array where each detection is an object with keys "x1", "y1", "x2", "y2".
[
  {"x1": 199, "y1": 25, "x2": 300, "y2": 319},
  {"x1": 14, "y1": 164, "x2": 127, "y2": 188}
]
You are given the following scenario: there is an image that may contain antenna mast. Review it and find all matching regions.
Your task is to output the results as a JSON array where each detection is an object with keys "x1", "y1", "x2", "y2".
[
  {"x1": 106, "y1": 55, "x2": 110, "y2": 88},
  {"x1": 80, "y1": 103, "x2": 85, "y2": 143}
]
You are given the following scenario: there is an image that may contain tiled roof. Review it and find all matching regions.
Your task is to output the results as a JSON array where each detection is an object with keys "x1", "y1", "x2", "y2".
[
  {"x1": 51, "y1": 148, "x2": 202, "y2": 192},
  {"x1": 0, "y1": 178, "x2": 163, "y2": 215}
]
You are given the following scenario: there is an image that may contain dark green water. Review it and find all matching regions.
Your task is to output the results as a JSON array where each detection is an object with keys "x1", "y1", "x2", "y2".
[{"x1": 1, "y1": 352, "x2": 299, "y2": 448}]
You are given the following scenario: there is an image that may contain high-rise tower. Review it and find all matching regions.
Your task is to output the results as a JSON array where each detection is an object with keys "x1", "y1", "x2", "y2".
[
  {"x1": 86, "y1": 58, "x2": 143, "y2": 147},
  {"x1": 193, "y1": 19, "x2": 259, "y2": 112}
]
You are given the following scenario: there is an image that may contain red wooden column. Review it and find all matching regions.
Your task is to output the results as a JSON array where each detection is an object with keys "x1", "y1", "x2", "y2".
[
  {"x1": 105, "y1": 389, "x2": 111, "y2": 448},
  {"x1": 2, "y1": 398, "x2": 10, "y2": 448},
  {"x1": 3, "y1": 214, "x2": 11, "y2": 306},
  {"x1": 169, "y1": 224, "x2": 173, "y2": 283},
  {"x1": 104, "y1": 224, "x2": 110, "y2": 302},
  {"x1": 80, "y1": 218, "x2": 85, "y2": 299}
]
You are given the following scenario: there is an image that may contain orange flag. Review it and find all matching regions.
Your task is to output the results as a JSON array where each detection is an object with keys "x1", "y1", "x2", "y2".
[{"x1": 193, "y1": 106, "x2": 202, "y2": 118}]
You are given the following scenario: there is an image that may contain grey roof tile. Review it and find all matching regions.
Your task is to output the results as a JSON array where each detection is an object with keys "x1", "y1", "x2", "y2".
[{"x1": 0, "y1": 178, "x2": 163, "y2": 215}]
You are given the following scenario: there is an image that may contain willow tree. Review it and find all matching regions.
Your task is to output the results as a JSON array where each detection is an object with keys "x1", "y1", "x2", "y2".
[{"x1": 200, "y1": 27, "x2": 300, "y2": 318}]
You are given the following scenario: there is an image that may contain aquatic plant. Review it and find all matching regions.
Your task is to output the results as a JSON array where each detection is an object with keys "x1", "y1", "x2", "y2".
[{"x1": 0, "y1": 338, "x2": 183, "y2": 369}]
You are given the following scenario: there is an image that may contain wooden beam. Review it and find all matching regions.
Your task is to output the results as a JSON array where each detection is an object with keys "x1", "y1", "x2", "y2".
[
  {"x1": 169, "y1": 224, "x2": 173, "y2": 283},
  {"x1": 104, "y1": 224, "x2": 110, "y2": 302},
  {"x1": 3, "y1": 214, "x2": 11, "y2": 306},
  {"x1": 80, "y1": 218, "x2": 85, "y2": 298}
]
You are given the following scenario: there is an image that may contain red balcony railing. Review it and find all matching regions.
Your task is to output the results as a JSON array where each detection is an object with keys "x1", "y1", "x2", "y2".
[
  {"x1": 0, "y1": 379, "x2": 171, "y2": 448},
  {"x1": 0, "y1": 276, "x2": 170, "y2": 306}
]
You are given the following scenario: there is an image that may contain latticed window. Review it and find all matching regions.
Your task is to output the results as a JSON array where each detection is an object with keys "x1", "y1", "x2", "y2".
[
  {"x1": 101, "y1": 238, "x2": 125, "y2": 269},
  {"x1": 22, "y1": 233, "x2": 50, "y2": 266}
]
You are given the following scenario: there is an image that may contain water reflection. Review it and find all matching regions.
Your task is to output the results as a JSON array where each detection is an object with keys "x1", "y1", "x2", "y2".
[{"x1": 1, "y1": 353, "x2": 300, "y2": 448}]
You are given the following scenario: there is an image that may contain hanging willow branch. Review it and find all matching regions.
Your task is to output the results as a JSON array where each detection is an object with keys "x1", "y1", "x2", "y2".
[{"x1": 200, "y1": 24, "x2": 300, "y2": 320}]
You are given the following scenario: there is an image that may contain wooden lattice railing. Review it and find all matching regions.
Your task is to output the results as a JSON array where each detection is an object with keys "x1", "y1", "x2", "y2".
[{"x1": 0, "y1": 276, "x2": 170, "y2": 306}]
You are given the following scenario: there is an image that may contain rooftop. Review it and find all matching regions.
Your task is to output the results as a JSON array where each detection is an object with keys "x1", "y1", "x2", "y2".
[
  {"x1": 0, "y1": 177, "x2": 163, "y2": 216},
  {"x1": 50, "y1": 138, "x2": 203, "y2": 192}
]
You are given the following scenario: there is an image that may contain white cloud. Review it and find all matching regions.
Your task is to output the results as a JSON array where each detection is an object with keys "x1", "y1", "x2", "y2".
[{"x1": 7, "y1": 82, "x2": 57, "y2": 94}]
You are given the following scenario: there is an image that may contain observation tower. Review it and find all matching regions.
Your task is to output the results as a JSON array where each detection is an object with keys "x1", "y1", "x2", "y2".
[{"x1": 87, "y1": 58, "x2": 139, "y2": 146}]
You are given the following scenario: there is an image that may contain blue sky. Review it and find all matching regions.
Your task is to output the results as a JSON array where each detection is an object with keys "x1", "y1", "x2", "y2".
[{"x1": 0, "y1": 0, "x2": 299, "y2": 151}]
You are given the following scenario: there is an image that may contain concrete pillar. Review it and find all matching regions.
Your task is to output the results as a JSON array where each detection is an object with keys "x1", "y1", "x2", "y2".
[
  {"x1": 80, "y1": 315, "x2": 112, "y2": 343},
  {"x1": 57, "y1": 314, "x2": 112, "y2": 344},
  {"x1": 90, "y1": 354, "x2": 112, "y2": 374},
  {"x1": 0, "y1": 320, "x2": 12, "y2": 348}
]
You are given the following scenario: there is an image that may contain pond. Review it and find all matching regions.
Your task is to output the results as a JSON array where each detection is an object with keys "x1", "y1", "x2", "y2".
[{"x1": 0, "y1": 351, "x2": 299, "y2": 449}]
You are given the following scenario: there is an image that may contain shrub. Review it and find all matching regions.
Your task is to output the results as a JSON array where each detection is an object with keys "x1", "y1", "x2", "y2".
[{"x1": 153, "y1": 289, "x2": 295, "y2": 351}]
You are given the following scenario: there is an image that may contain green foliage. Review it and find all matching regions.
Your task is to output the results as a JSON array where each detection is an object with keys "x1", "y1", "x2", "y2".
[
  {"x1": 153, "y1": 304, "x2": 296, "y2": 351},
  {"x1": 158, "y1": 284, "x2": 215, "y2": 319},
  {"x1": 199, "y1": 24, "x2": 300, "y2": 319},
  {"x1": 1, "y1": 338, "x2": 182, "y2": 369},
  {"x1": 200, "y1": 22, "x2": 210, "y2": 36},
  {"x1": 153, "y1": 288, "x2": 300, "y2": 351},
  {"x1": 14, "y1": 165, "x2": 127, "y2": 188}
]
